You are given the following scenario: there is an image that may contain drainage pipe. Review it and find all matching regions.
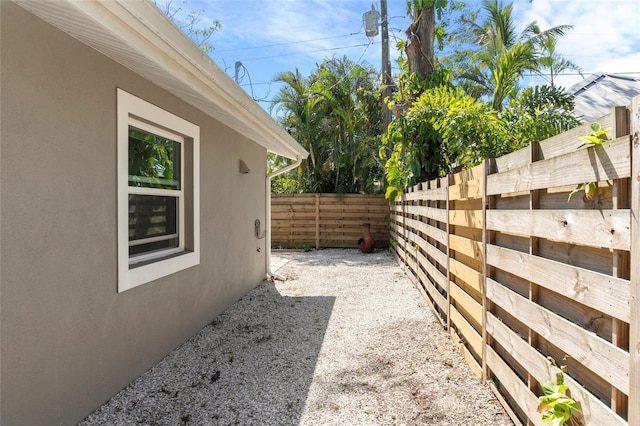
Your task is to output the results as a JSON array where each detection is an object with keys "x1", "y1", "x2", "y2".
[{"x1": 265, "y1": 155, "x2": 302, "y2": 280}]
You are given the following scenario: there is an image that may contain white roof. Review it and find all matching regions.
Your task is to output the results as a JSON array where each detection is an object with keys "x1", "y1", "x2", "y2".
[
  {"x1": 568, "y1": 73, "x2": 640, "y2": 122},
  {"x1": 13, "y1": 0, "x2": 308, "y2": 160}
]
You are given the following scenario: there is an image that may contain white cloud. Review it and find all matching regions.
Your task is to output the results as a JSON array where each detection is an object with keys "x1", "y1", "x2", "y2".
[{"x1": 514, "y1": 0, "x2": 640, "y2": 87}]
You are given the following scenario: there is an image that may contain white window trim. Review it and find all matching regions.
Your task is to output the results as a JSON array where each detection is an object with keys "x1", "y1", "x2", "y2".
[{"x1": 117, "y1": 89, "x2": 200, "y2": 293}]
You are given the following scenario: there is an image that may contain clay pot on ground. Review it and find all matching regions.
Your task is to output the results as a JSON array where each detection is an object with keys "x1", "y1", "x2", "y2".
[{"x1": 357, "y1": 223, "x2": 375, "y2": 253}]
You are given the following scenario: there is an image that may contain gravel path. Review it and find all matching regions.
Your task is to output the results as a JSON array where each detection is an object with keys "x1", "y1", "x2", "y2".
[{"x1": 81, "y1": 249, "x2": 513, "y2": 425}]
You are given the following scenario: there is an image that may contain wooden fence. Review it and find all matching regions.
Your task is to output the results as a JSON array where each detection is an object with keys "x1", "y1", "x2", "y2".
[
  {"x1": 271, "y1": 193, "x2": 389, "y2": 249},
  {"x1": 391, "y1": 96, "x2": 640, "y2": 426}
]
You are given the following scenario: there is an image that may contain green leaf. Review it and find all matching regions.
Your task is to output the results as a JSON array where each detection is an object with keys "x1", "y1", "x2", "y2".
[
  {"x1": 577, "y1": 135, "x2": 603, "y2": 148},
  {"x1": 567, "y1": 183, "x2": 584, "y2": 201}
]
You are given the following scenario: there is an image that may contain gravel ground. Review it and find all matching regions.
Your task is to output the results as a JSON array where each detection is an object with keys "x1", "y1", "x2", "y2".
[{"x1": 81, "y1": 249, "x2": 513, "y2": 425}]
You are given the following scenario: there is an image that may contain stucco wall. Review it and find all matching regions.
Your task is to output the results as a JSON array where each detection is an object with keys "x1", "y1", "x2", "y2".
[{"x1": 0, "y1": 3, "x2": 268, "y2": 424}]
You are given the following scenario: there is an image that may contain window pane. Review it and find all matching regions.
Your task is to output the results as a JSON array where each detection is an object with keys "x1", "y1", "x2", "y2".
[
  {"x1": 129, "y1": 194, "x2": 178, "y2": 256},
  {"x1": 128, "y1": 126, "x2": 181, "y2": 190}
]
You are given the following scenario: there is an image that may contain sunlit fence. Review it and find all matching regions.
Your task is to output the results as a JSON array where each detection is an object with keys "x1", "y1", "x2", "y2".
[
  {"x1": 271, "y1": 194, "x2": 389, "y2": 249},
  {"x1": 391, "y1": 97, "x2": 640, "y2": 425}
]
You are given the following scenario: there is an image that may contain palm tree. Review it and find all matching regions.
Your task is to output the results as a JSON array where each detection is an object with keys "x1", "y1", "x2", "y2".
[
  {"x1": 535, "y1": 35, "x2": 581, "y2": 88},
  {"x1": 271, "y1": 58, "x2": 384, "y2": 194},
  {"x1": 271, "y1": 69, "x2": 323, "y2": 191},
  {"x1": 462, "y1": 0, "x2": 572, "y2": 110},
  {"x1": 312, "y1": 56, "x2": 382, "y2": 193}
]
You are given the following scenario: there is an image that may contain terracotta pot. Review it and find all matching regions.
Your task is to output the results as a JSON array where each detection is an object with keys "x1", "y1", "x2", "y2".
[{"x1": 358, "y1": 223, "x2": 375, "y2": 253}]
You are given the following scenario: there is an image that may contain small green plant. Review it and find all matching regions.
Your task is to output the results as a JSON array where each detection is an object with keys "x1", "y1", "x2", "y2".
[
  {"x1": 568, "y1": 123, "x2": 610, "y2": 202},
  {"x1": 576, "y1": 122, "x2": 610, "y2": 149},
  {"x1": 537, "y1": 370, "x2": 582, "y2": 426}
]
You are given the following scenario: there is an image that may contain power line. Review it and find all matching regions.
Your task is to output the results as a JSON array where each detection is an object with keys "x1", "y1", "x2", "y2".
[
  {"x1": 241, "y1": 38, "x2": 377, "y2": 104},
  {"x1": 242, "y1": 71, "x2": 640, "y2": 89},
  {"x1": 214, "y1": 32, "x2": 363, "y2": 53},
  {"x1": 234, "y1": 41, "x2": 380, "y2": 62}
]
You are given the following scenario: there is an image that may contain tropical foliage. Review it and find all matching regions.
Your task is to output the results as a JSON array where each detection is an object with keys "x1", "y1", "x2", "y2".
[
  {"x1": 382, "y1": 85, "x2": 508, "y2": 200},
  {"x1": 270, "y1": 56, "x2": 385, "y2": 194},
  {"x1": 459, "y1": 0, "x2": 574, "y2": 110},
  {"x1": 380, "y1": 0, "x2": 580, "y2": 201},
  {"x1": 155, "y1": 0, "x2": 582, "y2": 200}
]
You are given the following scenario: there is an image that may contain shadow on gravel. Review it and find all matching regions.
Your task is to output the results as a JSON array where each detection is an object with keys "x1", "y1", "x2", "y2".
[{"x1": 80, "y1": 282, "x2": 335, "y2": 426}]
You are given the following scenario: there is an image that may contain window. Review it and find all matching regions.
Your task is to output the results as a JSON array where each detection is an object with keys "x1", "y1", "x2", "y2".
[{"x1": 117, "y1": 89, "x2": 200, "y2": 292}]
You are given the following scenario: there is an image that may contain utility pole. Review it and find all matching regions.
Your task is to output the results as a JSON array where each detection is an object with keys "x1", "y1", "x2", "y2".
[
  {"x1": 363, "y1": 2, "x2": 392, "y2": 132},
  {"x1": 380, "y1": 0, "x2": 392, "y2": 132}
]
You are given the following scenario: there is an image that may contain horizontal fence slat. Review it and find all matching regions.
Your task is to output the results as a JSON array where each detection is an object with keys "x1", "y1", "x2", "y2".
[
  {"x1": 449, "y1": 258, "x2": 483, "y2": 295},
  {"x1": 486, "y1": 313, "x2": 627, "y2": 425},
  {"x1": 451, "y1": 327, "x2": 483, "y2": 379},
  {"x1": 402, "y1": 216, "x2": 448, "y2": 244},
  {"x1": 493, "y1": 145, "x2": 532, "y2": 174},
  {"x1": 449, "y1": 234, "x2": 484, "y2": 263},
  {"x1": 485, "y1": 345, "x2": 546, "y2": 426},
  {"x1": 487, "y1": 244, "x2": 630, "y2": 322},
  {"x1": 450, "y1": 164, "x2": 484, "y2": 184},
  {"x1": 403, "y1": 260, "x2": 447, "y2": 325},
  {"x1": 415, "y1": 248, "x2": 449, "y2": 292},
  {"x1": 538, "y1": 114, "x2": 613, "y2": 159},
  {"x1": 450, "y1": 281, "x2": 483, "y2": 328},
  {"x1": 391, "y1": 204, "x2": 448, "y2": 223},
  {"x1": 487, "y1": 137, "x2": 630, "y2": 195},
  {"x1": 449, "y1": 209, "x2": 483, "y2": 228},
  {"x1": 449, "y1": 179, "x2": 482, "y2": 200},
  {"x1": 486, "y1": 209, "x2": 631, "y2": 250},
  {"x1": 450, "y1": 304, "x2": 483, "y2": 360},
  {"x1": 406, "y1": 228, "x2": 448, "y2": 269},
  {"x1": 414, "y1": 257, "x2": 449, "y2": 314},
  {"x1": 403, "y1": 187, "x2": 447, "y2": 201},
  {"x1": 487, "y1": 278, "x2": 629, "y2": 393}
]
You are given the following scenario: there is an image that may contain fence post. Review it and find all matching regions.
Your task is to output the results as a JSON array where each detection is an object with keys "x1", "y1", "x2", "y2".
[
  {"x1": 314, "y1": 194, "x2": 320, "y2": 249},
  {"x1": 629, "y1": 95, "x2": 640, "y2": 425},
  {"x1": 481, "y1": 158, "x2": 489, "y2": 380},
  {"x1": 611, "y1": 105, "x2": 631, "y2": 417},
  {"x1": 444, "y1": 175, "x2": 451, "y2": 332}
]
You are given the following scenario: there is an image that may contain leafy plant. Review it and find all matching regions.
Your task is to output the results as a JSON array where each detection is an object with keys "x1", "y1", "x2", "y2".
[
  {"x1": 576, "y1": 122, "x2": 610, "y2": 150},
  {"x1": 382, "y1": 84, "x2": 507, "y2": 202},
  {"x1": 502, "y1": 85, "x2": 580, "y2": 150},
  {"x1": 537, "y1": 371, "x2": 583, "y2": 426},
  {"x1": 568, "y1": 123, "x2": 610, "y2": 201}
]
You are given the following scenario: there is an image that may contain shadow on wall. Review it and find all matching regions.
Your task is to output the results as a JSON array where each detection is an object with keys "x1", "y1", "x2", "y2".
[{"x1": 80, "y1": 283, "x2": 335, "y2": 425}]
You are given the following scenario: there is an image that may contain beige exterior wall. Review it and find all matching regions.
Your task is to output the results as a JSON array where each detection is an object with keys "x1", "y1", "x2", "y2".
[{"x1": 0, "y1": 3, "x2": 268, "y2": 424}]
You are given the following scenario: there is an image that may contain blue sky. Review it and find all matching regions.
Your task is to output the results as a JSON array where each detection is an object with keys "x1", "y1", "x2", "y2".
[{"x1": 180, "y1": 0, "x2": 640, "y2": 112}]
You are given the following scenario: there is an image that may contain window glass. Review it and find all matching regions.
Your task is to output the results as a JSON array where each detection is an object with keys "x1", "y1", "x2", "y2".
[
  {"x1": 128, "y1": 126, "x2": 181, "y2": 190},
  {"x1": 128, "y1": 195, "x2": 179, "y2": 256}
]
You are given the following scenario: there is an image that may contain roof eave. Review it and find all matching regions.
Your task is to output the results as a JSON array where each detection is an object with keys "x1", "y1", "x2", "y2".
[{"x1": 13, "y1": 0, "x2": 308, "y2": 160}]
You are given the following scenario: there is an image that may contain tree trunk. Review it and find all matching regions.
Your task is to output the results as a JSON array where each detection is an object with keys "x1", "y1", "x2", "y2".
[{"x1": 405, "y1": 5, "x2": 435, "y2": 80}]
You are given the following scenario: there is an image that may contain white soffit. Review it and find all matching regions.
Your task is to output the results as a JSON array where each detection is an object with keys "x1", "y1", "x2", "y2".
[{"x1": 13, "y1": 0, "x2": 308, "y2": 160}]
